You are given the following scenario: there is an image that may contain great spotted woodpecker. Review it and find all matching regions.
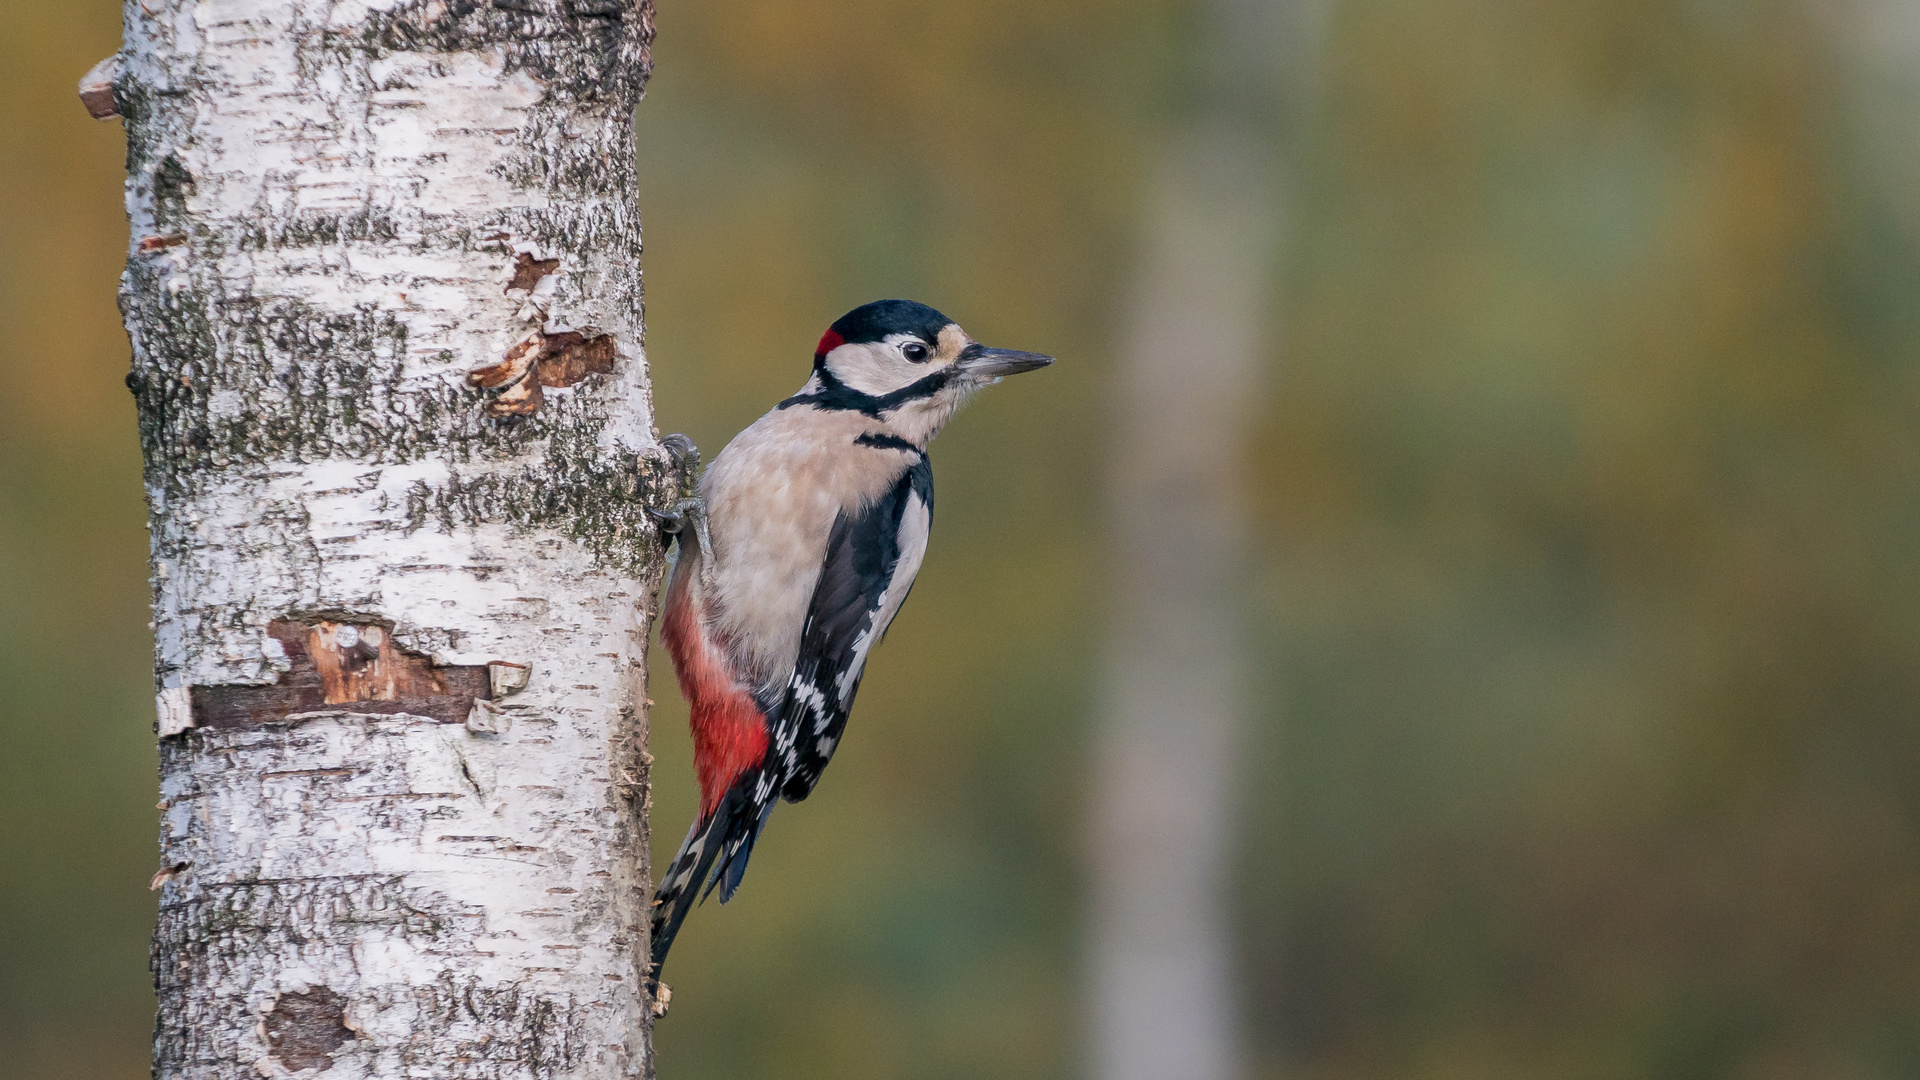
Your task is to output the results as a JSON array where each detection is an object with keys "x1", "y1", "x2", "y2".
[{"x1": 646, "y1": 299, "x2": 1053, "y2": 987}]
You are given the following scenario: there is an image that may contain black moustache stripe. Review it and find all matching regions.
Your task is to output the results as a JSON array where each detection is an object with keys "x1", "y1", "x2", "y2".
[
  {"x1": 779, "y1": 366, "x2": 959, "y2": 418},
  {"x1": 853, "y1": 432, "x2": 922, "y2": 455}
]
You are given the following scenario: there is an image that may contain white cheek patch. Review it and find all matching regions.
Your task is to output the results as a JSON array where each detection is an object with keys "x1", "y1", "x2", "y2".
[
  {"x1": 826, "y1": 342, "x2": 905, "y2": 396},
  {"x1": 826, "y1": 339, "x2": 956, "y2": 397}
]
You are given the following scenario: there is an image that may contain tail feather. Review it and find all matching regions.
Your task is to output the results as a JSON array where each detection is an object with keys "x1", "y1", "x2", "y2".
[
  {"x1": 648, "y1": 773, "x2": 776, "y2": 980},
  {"x1": 708, "y1": 781, "x2": 778, "y2": 904}
]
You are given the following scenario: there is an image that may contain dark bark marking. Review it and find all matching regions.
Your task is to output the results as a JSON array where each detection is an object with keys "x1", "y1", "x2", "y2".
[
  {"x1": 399, "y1": 431, "x2": 679, "y2": 579},
  {"x1": 353, "y1": 0, "x2": 657, "y2": 109},
  {"x1": 266, "y1": 988, "x2": 354, "y2": 1071},
  {"x1": 152, "y1": 155, "x2": 195, "y2": 227},
  {"x1": 188, "y1": 620, "x2": 490, "y2": 729}
]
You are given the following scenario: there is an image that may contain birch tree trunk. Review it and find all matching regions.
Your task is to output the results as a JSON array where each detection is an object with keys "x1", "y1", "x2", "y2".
[
  {"x1": 1089, "y1": 2, "x2": 1315, "y2": 1078},
  {"x1": 105, "y1": 0, "x2": 668, "y2": 1074}
]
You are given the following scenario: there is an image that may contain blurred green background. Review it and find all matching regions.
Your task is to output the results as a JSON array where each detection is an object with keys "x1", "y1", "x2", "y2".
[{"x1": 8, "y1": 0, "x2": 1920, "y2": 1077}]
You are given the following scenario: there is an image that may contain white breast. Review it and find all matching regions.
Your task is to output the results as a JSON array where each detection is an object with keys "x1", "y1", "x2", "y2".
[{"x1": 696, "y1": 404, "x2": 916, "y2": 691}]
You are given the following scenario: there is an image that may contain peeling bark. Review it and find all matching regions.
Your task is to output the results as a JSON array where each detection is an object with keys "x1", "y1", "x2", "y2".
[
  {"x1": 79, "y1": 54, "x2": 123, "y2": 119},
  {"x1": 186, "y1": 619, "x2": 493, "y2": 729},
  {"x1": 113, "y1": 0, "x2": 668, "y2": 1074},
  {"x1": 470, "y1": 331, "x2": 621, "y2": 418}
]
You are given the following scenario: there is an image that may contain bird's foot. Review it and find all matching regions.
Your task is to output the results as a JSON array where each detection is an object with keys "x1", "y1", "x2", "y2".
[
  {"x1": 660, "y1": 432, "x2": 702, "y2": 502},
  {"x1": 645, "y1": 497, "x2": 704, "y2": 537},
  {"x1": 648, "y1": 433, "x2": 718, "y2": 593},
  {"x1": 646, "y1": 493, "x2": 719, "y2": 596}
]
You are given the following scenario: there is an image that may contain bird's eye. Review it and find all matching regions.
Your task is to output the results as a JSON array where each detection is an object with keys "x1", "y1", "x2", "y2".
[{"x1": 902, "y1": 341, "x2": 930, "y2": 363}]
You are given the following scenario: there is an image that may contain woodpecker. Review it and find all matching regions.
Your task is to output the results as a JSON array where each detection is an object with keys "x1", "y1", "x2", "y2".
[{"x1": 646, "y1": 299, "x2": 1053, "y2": 987}]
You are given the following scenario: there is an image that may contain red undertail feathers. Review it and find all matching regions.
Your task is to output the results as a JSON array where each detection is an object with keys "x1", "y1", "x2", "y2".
[{"x1": 661, "y1": 565, "x2": 769, "y2": 819}]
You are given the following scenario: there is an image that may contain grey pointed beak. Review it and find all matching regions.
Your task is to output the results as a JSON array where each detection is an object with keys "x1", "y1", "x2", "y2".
[{"x1": 957, "y1": 343, "x2": 1055, "y2": 379}]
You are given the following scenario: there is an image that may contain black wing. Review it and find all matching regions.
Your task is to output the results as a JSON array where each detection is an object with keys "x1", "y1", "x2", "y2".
[{"x1": 773, "y1": 456, "x2": 934, "y2": 803}]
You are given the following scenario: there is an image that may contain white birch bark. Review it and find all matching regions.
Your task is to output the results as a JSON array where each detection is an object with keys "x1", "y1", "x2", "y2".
[
  {"x1": 106, "y1": 0, "x2": 669, "y2": 1074},
  {"x1": 1089, "y1": 2, "x2": 1318, "y2": 1078}
]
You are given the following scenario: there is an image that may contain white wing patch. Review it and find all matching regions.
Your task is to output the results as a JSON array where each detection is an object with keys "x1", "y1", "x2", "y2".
[{"x1": 791, "y1": 677, "x2": 833, "y2": 734}]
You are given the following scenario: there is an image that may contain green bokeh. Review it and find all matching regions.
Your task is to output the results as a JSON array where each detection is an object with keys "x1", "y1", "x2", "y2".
[{"x1": 9, "y1": 1, "x2": 1920, "y2": 1078}]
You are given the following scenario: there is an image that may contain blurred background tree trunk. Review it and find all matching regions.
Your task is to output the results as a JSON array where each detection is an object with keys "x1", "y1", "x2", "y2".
[
  {"x1": 113, "y1": 0, "x2": 667, "y2": 1075},
  {"x1": 1090, "y1": 1, "x2": 1315, "y2": 1078},
  {"x1": 1832, "y1": 0, "x2": 1920, "y2": 242}
]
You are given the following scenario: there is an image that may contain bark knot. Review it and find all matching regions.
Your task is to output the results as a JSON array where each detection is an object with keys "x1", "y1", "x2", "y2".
[{"x1": 265, "y1": 988, "x2": 354, "y2": 1072}]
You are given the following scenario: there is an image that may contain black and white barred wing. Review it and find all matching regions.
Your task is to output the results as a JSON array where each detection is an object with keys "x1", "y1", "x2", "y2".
[{"x1": 774, "y1": 458, "x2": 934, "y2": 802}]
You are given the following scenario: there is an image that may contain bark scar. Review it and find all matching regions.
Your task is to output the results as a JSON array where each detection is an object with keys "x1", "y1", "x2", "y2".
[
  {"x1": 138, "y1": 232, "x2": 188, "y2": 252},
  {"x1": 264, "y1": 988, "x2": 353, "y2": 1072},
  {"x1": 308, "y1": 622, "x2": 442, "y2": 703},
  {"x1": 186, "y1": 620, "x2": 492, "y2": 729},
  {"x1": 506, "y1": 252, "x2": 561, "y2": 291},
  {"x1": 467, "y1": 331, "x2": 617, "y2": 417}
]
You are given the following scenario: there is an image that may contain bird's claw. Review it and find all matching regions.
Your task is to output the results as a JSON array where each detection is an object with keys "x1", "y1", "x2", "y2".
[
  {"x1": 647, "y1": 502, "x2": 689, "y2": 535},
  {"x1": 648, "y1": 435, "x2": 712, "y2": 578},
  {"x1": 648, "y1": 494, "x2": 719, "y2": 594},
  {"x1": 660, "y1": 432, "x2": 702, "y2": 502},
  {"x1": 648, "y1": 497, "x2": 705, "y2": 537}
]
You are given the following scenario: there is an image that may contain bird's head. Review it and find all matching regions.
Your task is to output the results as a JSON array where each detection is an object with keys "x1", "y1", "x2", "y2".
[{"x1": 807, "y1": 299, "x2": 1053, "y2": 411}]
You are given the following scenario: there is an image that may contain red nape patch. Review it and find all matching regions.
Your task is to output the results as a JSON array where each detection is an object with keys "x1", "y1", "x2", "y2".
[
  {"x1": 661, "y1": 571, "x2": 770, "y2": 818},
  {"x1": 814, "y1": 328, "x2": 845, "y2": 359}
]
